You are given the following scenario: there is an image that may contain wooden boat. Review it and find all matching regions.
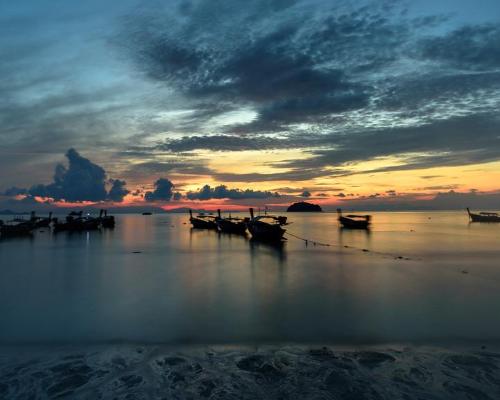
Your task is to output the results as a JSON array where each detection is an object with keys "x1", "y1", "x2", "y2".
[
  {"x1": 215, "y1": 209, "x2": 248, "y2": 234},
  {"x1": 467, "y1": 208, "x2": 500, "y2": 223},
  {"x1": 29, "y1": 211, "x2": 53, "y2": 228},
  {"x1": 99, "y1": 209, "x2": 115, "y2": 228},
  {"x1": 246, "y1": 208, "x2": 287, "y2": 242},
  {"x1": 337, "y1": 208, "x2": 371, "y2": 229},
  {"x1": 0, "y1": 219, "x2": 33, "y2": 237},
  {"x1": 53, "y1": 211, "x2": 101, "y2": 232},
  {"x1": 189, "y1": 209, "x2": 218, "y2": 229}
]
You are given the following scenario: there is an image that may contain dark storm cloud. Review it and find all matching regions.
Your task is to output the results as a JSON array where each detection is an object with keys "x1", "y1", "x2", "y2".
[
  {"x1": 144, "y1": 178, "x2": 175, "y2": 201},
  {"x1": 11, "y1": 149, "x2": 129, "y2": 202},
  {"x1": 186, "y1": 185, "x2": 280, "y2": 200},
  {"x1": 279, "y1": 113, "x2": 500, "y2": 173},
  {"x1": 126, "y1": 160, "x2": 212, "y2": 177},
  {"x1": 108, "y1": 179, "x2": 130, "y2": 202},
  {"x1": 117, "y1": 0, "x2": 500, "y2": 178},
  {"x1": 211, "y1": 167, "x2": 337, "y2": 183},
  {"x1": 174, "y1": 113, "x2": 500, "y2": 180},
  {"x1": 173, "y1": 192, "x2": 182, "y2": 201},
  {"x1": 158, "y1": 135, "x2": 313, "y2": 152},
  {"x1": 420, "y1": 24, "x2": 500, "y2": 70},
  {"x1": 3, "y1": 0, "x2": 500, "y2": 194},
  {"x1": 2, "y1": 187, "x2": 28, "y2": 196},
  {"x1": 28, "y1": 148, "x2": 108, "y2": 201},
  {"x1": 120, "y1": 1, "x2": 414, "y2": 132}
]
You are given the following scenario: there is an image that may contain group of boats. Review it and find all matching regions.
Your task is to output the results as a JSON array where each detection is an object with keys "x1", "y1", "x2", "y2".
[
  {"x1": 0, "y1": 209, "x2": 115, "y2": 238},
  {"x1": 1, "y1": 207, "x2": 498, "y2": 241},
  {"x1": 189, "y1": 208, "x2": 289, "y2": 242},
  {"x1": 189, "y1": 207, "x2": 500, "y2": 242},
  {"x1": 189, "y1": 208, "x2": 372, "y2": 242}
]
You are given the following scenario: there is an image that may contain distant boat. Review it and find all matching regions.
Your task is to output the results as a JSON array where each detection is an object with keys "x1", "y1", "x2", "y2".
[
  {"x1": 467, "y1": 208, "x2": 500, "y2": 223},
  {"x1": 246, "y1": 207, "x2": 287, "y2": 242},
  {"x1": 0, "y1": 218, "x2": 33, "y2": 237},
  {"x1": 53, "y1": 211, "x2": 101, "y2": 232},
  {"x1": 189, "y1": 209, "x2": 218, "y2": 229},
  {"x1": 337, "y1": 208, "x2": 371, "y2": 229},
  {"x1": 99, "y1": 209, "x2": 115, "y2": 228},
  {"x1": 142, "y1": 212, "x2": 152, "y2": 215},
  {"x1": 215, "y1": 209, "x2": 248, "y2": 234},
  {"x1": 29, "y1": 211, "x2": 53, "y2": 228}
]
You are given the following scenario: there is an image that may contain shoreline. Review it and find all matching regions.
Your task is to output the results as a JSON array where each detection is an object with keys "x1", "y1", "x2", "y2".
[{"x1": 2, "y1": 343, "x2": 499, "y2": 399}]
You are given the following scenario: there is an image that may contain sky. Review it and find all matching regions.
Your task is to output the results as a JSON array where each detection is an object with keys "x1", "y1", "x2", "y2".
[{"x1": 1, "y1": 0, "x2": 500, "y2": 211}]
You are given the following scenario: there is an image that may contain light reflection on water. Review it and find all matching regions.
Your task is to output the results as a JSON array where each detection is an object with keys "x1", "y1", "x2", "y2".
[{"x1": 0, "y1": 211, "x2": 499, "y2": 345}]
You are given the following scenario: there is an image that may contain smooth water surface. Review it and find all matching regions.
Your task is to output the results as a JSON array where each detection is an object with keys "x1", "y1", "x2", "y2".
[{"x1": 1, "y1": 211, "x2": 500, "y2": 344}]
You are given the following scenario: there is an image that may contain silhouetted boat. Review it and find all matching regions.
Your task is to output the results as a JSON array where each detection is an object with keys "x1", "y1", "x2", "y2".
[
  {"x1": 0, "y1": 218, "x2": 33, "y2": 237},
  {"x1": 99, "y1": 209, "x2": 115, "y2": 228},
  {"x1": 215, "y1": 209, "x2": 248, "y2": 234},
  {"x1": 337, "y1": 208, "x2": 371, "y2": 229},
  {"x1": 189, "y1": 209, "x2": 218, "y2": 229},
  {"x1": 467, "y1": 208, "x2": 500, "y2": 223},
  {"x1": 29, "y1": 211, "x2": 53, "y2": 228},
  {"x1": 53, "y1": 211, "x2": 101, "y2": 232},
  {"x1": 246, "y1": 207, "x2": 287, "y2": 242},
  {"x1": 142, "y1": 212, "x2": 152, "y2": 215}
]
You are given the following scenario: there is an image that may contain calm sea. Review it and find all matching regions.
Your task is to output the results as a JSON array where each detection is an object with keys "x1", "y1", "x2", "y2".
[{"x1": 1, "y1": 211, "x2": 499, "y2": 345}]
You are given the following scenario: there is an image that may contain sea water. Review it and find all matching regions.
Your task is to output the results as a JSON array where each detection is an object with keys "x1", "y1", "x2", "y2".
[{"x1": 1, "y1": 211, "x2": 500, "y2": 345}]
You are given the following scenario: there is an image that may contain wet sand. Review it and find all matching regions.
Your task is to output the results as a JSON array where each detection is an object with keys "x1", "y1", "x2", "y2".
[{"x1": 1, "y1": 344, "x2": 499, "y2": 399}]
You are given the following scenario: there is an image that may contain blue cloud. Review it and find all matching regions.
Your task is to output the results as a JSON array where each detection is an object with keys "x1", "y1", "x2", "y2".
[
  {"x1": 144, "y1": 178, "x2": 175, "y2": 201},
  {"x1": 186, "y1": 184, "x2": 280, "y2": 200}
]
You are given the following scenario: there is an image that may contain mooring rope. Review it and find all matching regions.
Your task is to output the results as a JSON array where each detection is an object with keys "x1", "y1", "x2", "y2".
[
  {"x1": 284, "y1": 231, "x2": 331, "y2": 247},
  {"x1": 284, "y1": 229, "x2": 416, "y2": 261}
]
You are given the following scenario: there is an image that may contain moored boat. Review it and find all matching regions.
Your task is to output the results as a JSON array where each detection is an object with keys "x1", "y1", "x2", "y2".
[
  {"x1": 189, "y1": 209, "x2": 218, "y2": 229},
  {"x1": 0, "y1": 219, "x2": 33, "y2": 237},
  {"x1": 337, "y1": 208, "x2": 371, "y2": 229},
  {"x1": 246, "y1": 208, "x2": 287, "y2": 242},
  {"x1": 29, "y1": 211, "x2": 53, "y2": 228},
  {"x1": 467, "y1": 208, "x2": 500, "y2": 223},
  {"x1": 99, "y1": 209, "x2": 115, "y2": 228},
  {"x1": 53, "y1": 211, "x2": 101, "y2": 232},
  {"x1": 215, "y1": 209, "x2": 248, "y2": 235}
]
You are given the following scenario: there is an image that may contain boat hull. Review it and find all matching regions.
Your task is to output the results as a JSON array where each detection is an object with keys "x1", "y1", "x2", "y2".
[
  {"x1": 190, "y1": 218, "x2": 218, "y2": 229},
  {"x1": 338, "y1": 216, "x2": 370, "y2": 229},
  {"x1": 54, "y1": 218, "x2": 101, "y2": 232},
  {"x1": 34, "y1": 219, "x2": 51, "y2": 228},
  {"x1": 247, "y1": 221, "x2": 285, "y2": 242},
  {"x1": 216, "y1": 219, "x2": 247, "y2": 234},
  {"x1": 469, "y1": 214, "x2": 500, "y2": 223},
  {"x1": 101, "y1": 216, "x2": 116, "y2": 228},
  {"x1": 0, "y1": 224, "x2": 33, "y2": 237}
]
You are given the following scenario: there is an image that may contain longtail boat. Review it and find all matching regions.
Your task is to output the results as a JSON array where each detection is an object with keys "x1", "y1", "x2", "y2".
[
  {"x1": 53, "y1": 211, "x2": 101, "y2": 232},
  {"x1": 99, "y1": 209, "x2": 115, "y2": 228},
  {"x1": 215, "y1": 209, "x2": 248, "y2": 235},
  {"x1": 29, "y1": 211, "x2": 53, "y2": 228},
  {"x1": 0, "y1": 219, "x2": 33, "y2": 237},
  {"x1": 467, "y1": 208, "x2": 500, "y2": 223},
  {"x1": 337, "y1": 208, "x2": 371, "y2": 229},
  {"x1": 189, "y1": 209, "x2": 218, "y2": 229},
  {"x1": 246, "y1": 207, "x2": 287, "y2": 242}
]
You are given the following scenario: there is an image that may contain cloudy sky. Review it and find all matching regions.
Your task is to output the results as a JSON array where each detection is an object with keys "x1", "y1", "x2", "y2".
[{"x1": 1, "y1": 0, "x2": 500, "y2": 210}]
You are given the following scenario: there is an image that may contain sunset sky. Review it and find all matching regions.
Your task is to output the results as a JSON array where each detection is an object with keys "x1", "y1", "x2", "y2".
[{"x1": 1, "y1": 0, "x2": 500, "y2": 211}]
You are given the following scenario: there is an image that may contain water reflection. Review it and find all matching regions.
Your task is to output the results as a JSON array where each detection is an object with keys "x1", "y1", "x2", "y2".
[
  {"x1": 1, "y1": 212, "x2": 500, "y2": 344},
  {"x1": 249, "y1": 238, "x2": 286, "y2": 263}
]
